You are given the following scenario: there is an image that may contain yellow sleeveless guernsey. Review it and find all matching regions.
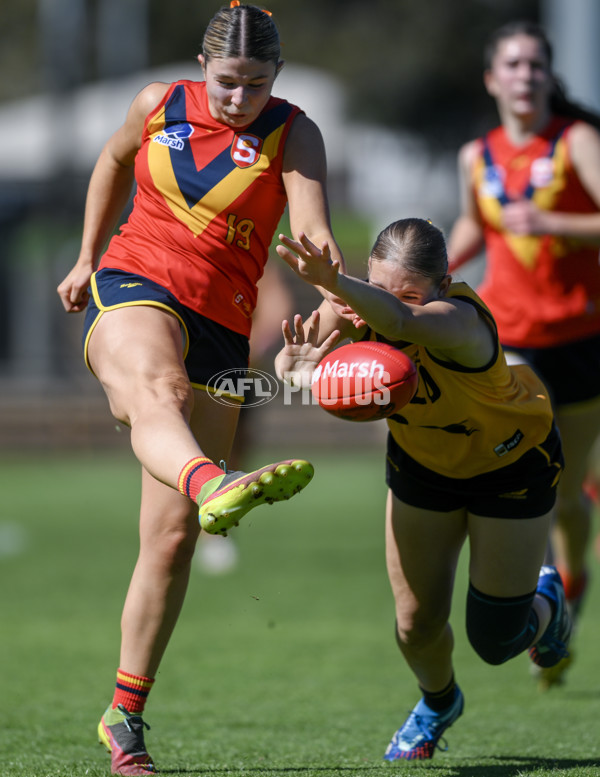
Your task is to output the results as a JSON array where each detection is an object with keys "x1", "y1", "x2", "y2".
[{"x1": 380, "y1": 282, "x2": 554, "y2": 479}]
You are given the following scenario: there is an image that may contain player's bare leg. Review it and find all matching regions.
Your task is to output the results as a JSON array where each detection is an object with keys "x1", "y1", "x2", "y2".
[
  {"x1": 539, "y1": 401, "x2": 600, "y2": 689},
  {"x1": 552, "y1": 402, "x2": 600, "y2": 601},
  {"x1": 384, "y1": 494, "x2": 467, "y2": 760},
  {"x1": 100, "y1": 387, "x2": 239, "y2": 774}
]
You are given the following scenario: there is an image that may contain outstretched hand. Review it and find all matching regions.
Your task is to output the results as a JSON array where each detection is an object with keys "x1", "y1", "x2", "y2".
[
  {"x1": 276, "y1": 232, "x2": 341, "y2": 292},
  {"x1": 275, "y1": 310, "x2": 340, "y2": 387}
]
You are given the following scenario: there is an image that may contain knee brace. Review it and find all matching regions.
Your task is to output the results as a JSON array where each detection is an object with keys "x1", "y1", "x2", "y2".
[{"x1": 466, "y1": 583, "x2": 538, "y2": 665}]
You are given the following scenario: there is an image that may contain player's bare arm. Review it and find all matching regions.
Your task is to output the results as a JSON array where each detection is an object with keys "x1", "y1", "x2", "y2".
[
  {"x1": 57, "y1": 83, "x2": 169, "y2": 312},
  {"x1": 282, "y1": 115, "x2": 345, "y2": 268},
  {"x1": 447, "y1": 141, "x2": 485, "y2": 270},
  {"x1": 278, "y1": 232, "x2": 495, "y2": 368}
]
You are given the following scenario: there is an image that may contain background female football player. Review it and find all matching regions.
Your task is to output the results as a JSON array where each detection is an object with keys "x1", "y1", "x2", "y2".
[{"x1": 447, "y1": 21, "x2": 600, "y2": 688}]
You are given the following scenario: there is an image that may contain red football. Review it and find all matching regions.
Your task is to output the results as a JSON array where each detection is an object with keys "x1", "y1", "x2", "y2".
[{"x1": 311, "y1": 341, "x2": 418, "y2": 422}]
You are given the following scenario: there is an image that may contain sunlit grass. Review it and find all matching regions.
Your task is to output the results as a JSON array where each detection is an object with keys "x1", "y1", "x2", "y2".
[{"x1": 1, "y1": 449, "x2": 599, "y2": 776}]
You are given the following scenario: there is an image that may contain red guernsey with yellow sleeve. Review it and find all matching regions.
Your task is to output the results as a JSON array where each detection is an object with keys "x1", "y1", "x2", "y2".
[
  {"x1": 99, "y1": 80, "x2": 302, "y2": 336},
  {"x1": 471, "y1": 118, "x2": 600, "y2": 348},
  {"x1": 383, "y1": 283, "x2": 555, "y2": 479}
]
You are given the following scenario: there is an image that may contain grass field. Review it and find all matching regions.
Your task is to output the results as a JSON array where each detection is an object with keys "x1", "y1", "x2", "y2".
[{"x1": 1, "y1": 447, "x2": 600, "y2": 777}]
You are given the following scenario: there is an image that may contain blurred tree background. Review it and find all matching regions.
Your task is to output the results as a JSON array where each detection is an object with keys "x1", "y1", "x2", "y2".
[
  {"x1": 1, "y1": 0, "x2": 538, "y2": 149},
  {"x1": 10, "y1": 0, "x2": 600, "y2": 451}
]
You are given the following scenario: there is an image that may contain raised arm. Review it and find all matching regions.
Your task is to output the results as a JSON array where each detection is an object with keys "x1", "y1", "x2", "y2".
[{"x1": 277, "y1": 233, "x2": 495, "y2": 368}]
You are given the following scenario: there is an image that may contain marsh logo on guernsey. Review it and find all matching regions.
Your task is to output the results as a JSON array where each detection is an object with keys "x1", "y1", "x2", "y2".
[
  {"x1": 153, "y1": 123, "x2": 194, "y2": 151},
  {"x1": 481, "y1": 164, "x2": 505, "y2": 199}
]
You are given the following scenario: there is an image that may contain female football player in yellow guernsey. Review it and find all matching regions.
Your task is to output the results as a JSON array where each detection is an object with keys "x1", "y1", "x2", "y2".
[
  {"x1": 57, "y1": 3, "x2": 344, "y2": 774},
  {"x1": 275, "y1": 218, "x2": 569, "y2": 761},
  {"x1": 447, "y1": 22, "x2": 600, "y2": 689}
]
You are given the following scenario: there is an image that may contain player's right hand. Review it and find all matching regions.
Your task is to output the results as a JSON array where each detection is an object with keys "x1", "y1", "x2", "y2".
[{"x1": 57, "y1": 265, "x2": 92, "y2": 313}]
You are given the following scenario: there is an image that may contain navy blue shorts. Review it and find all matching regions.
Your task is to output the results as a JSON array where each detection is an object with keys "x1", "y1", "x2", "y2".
[
  {"x1": 503, "y1": 333, "x2": 600, "y2": 406},
  {"x1": 83, "y1": 268, "x2": 249, "y2": 392},
  {"x1": 385, "y1": 426, "x2": 563, "y2": 518}
]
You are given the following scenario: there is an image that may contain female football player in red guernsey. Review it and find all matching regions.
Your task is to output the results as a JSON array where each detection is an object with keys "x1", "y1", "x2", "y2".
[
  {"x1": 447, "y1": 21, "x2": 600, "y2": 689},
  {"x1": 276, "y1": 218, "x2": 569, "y2": 761},
  {"x1": 57, "y1": 3, "x2": 343, "y2": 774}
]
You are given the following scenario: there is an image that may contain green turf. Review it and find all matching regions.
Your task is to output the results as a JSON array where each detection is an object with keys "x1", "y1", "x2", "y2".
[{"x1": 1, "y1": 448, "x2": 599, "y2": 776}]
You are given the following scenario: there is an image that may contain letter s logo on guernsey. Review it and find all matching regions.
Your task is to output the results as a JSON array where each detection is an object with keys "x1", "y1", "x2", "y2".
[{"x1": 231, "y1": 134, "x2": 262, "y2": 168}]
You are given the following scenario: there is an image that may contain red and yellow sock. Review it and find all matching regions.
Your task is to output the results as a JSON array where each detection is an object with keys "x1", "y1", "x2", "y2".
[
  {"x1": 112, "y1": 669, "x2": 155, "y2": 714},
  {"x1": 177, "y1": 457, "x2": 224, "y2": 502}
]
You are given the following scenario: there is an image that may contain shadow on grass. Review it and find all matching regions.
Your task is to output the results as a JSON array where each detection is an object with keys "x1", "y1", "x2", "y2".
[
  {"x1": 432, "y1": 756, "x2": 600, "y2": 775},
  {"x1": 156, "y1": 755, "x2": 600, "y2": 776}
]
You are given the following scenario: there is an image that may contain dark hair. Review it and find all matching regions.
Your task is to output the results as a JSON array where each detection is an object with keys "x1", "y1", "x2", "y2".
[
  {"x1": 484, "y1": 20, "x2": 600, "y2": 130},
  {"x1": 203, "y1": 4, "x2": 280, "y2": 64},
  {"x1": 369, "y1": 218, "x2": 448, "y2": 285}
]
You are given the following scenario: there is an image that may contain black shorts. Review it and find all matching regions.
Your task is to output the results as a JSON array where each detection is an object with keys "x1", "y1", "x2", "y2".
[
  {"x1": 83, "y1": 268, "x2": 250, "y2": 392},
  {"x1": 385, "y1": 426, "x2": 564, "y2": 518},
  {"x1": 503, "y1": 333, "x2": 600, "y2": 406}
]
